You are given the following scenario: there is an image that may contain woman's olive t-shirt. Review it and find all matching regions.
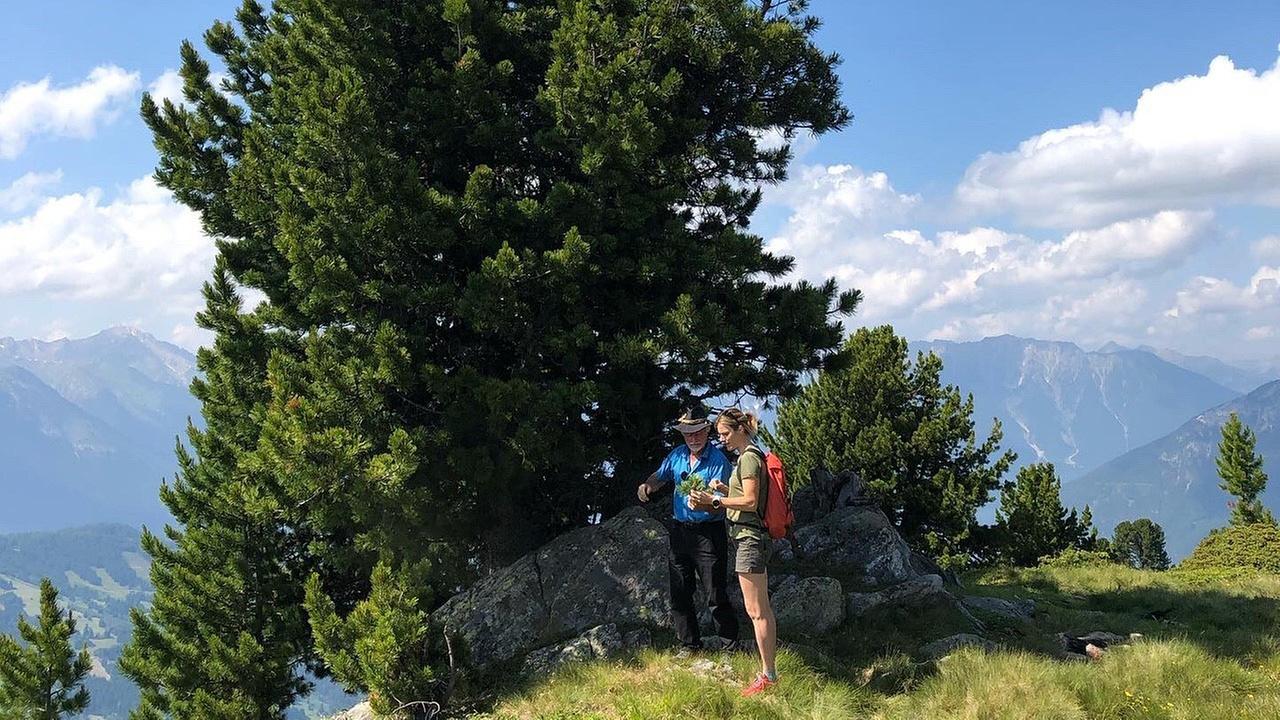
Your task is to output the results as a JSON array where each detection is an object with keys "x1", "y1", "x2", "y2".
[{"x1": 727, "y1": 446, "x2": 768, "y2": 540}]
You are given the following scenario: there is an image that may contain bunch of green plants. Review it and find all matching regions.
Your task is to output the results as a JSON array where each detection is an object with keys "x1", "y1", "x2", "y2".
[
  {"x1": 1038, "y1": 546, "x2": 1115, "y2": 569},
  {"x1": 676, "y1": 472, "x2": 708, "y2": 499}
]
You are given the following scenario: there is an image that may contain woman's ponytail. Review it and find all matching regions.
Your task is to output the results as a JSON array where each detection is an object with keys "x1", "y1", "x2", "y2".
[{"x1": 718, "y1": 407, "x2": 759, "y2": 438}]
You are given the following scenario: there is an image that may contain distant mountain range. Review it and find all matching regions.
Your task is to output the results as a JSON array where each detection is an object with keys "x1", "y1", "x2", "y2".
[
  {"x1": 1098, "y1": 342, "x2": 1277, "y2": 395},
  {"x1": 0, "y1": 328, "x2": 199, "y2": 533},
  {"x1": 909, "y1": 336, "x2": 1243, "y2": 480},
  {"x1": 1065, "y1": 380, "x2": 1280, "y2": 559}
]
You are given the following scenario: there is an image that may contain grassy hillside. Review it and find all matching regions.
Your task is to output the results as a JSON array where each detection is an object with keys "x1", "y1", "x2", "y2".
[{"x1": 476, "y1": 564, "x2": 1280, "y2": 719}]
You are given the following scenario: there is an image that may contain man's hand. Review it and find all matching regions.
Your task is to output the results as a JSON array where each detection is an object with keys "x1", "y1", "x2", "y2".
[
  {"x1": 709, "y1": 479, "x2": 729, "y2": 495},
  {"x1": 637, "y1": 481, "x2": 656, "y2": 503}
]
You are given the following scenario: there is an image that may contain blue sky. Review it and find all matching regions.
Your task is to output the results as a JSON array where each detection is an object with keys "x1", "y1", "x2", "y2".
[{"x1": 2, "y1": 1, "x2": 1279, "y2": 363}]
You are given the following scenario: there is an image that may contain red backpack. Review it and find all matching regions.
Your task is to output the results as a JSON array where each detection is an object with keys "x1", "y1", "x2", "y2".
[{"x1": 748, "y1": 447, "x2": 794, "y2": 541}]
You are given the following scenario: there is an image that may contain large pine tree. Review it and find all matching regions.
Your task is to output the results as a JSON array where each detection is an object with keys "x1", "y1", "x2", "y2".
[
  {"x1": 766, "y1": 325, "x2": 1015, "y2": 566},
  {"x1": 125, "y1": 0, "x2": 857, "y2": 714},
  {"x1": 0, "y1": 579, "x2": 92, "y2": 720}
]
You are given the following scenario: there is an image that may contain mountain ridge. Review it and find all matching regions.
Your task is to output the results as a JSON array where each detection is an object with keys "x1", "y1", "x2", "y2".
[
  {"x1": 1066, "y1": 379, "x2": 1280, "y2": 559},
  {"x1": 909, "y1": 335, "x2": 1240, "y2": 480}
]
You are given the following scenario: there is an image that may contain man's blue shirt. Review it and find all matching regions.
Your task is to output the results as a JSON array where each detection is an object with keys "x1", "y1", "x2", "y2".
[{"x1": 657, "y1": 442, "x2": 732, "y2": 523}]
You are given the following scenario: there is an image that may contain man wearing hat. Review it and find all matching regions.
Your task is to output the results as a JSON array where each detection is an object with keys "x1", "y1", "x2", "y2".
[{"x1": 638, "y1": 406, "x2": 739, "y2": 652}]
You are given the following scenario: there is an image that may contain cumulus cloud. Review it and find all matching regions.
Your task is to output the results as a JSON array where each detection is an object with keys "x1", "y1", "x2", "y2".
[
  {"x1": 147, "y1": 70, "x2": 185, "y2": 108},
  {"x1": 958, "y1": 53, "x2": 1280, "y2": 227},
  {"x1": 1008, "y1": 210, "x2": 1214, "y2": 283},
  {"x1": 1166, "y1": 266, "x2": 1280, "y2": 317},
  {"x1": 766, "y1": 162, "x2": 1211, "y2": 325},
  {"x1": 0, "y1": 170, "x2": 61, "y2": 213},
  {"x1": 0, "y1": 66, "x2": 140, "y2": 159},
  {"x1": 0, "y1": 176, "x2": 215, "y2": 302},
  {"x1": 1247, "y1": 325, "x2": 1276, "y2": 340}
]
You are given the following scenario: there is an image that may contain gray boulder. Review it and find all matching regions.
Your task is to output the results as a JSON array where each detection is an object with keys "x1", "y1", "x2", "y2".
[
  {"x1": 432, "y1": 507, "x2": 669, "y2": 669},
  {"x1": 796, "y1": 506, "x2": 917, "y2": 587},
  {"x1": 792, "y1": 468, "x2": 871, "y2": 526},
  {"x1": 909, "y1": 549, "x2": 963, "y2": 588},
  {"x1": 846, "y1": 574, "x2": 952, "y2": 618},
  {"x1": 523, "y1": 624, "x2": 624, "y2": 675},
  {"x1": 962, "y1": 595, "x2": 1035, "y2": 621},
  {"x1": 325, "y1": 703, "x2": 374, "y2": 720},
  {"x1": 920, "y1": 633, "x2": 996, "y2": 661},
  {"x1": 774, "y1": 577, "x2": 845, "y2": 636}
]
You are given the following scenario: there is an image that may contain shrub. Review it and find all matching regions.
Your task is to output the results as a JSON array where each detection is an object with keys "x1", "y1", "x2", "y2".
[
  {"x1": 1180, "y1": 523, "x2": 1280, "y2": 574},
  {"x1": 1039, "y1": 547, "x2": 1116, "y2": 569}
]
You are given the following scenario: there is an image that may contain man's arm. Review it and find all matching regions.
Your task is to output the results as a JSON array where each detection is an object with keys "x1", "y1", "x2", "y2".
[{"x1": 638, "y1": 453, "x2": 673, "y2": 502}]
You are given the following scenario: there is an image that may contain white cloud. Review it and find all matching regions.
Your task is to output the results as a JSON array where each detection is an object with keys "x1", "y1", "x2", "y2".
[
  {"x1": 147, "y1": 68, "x2": 233, "y2": 111},
  {"x1": 1254, "y1": 235, "x2": 1280, "y2": 261},
  {"x1": 0, "y1": 66, "x2": 140, "y2": 159},
  {"x1": 766, "y1": 162, "x2": 1212, "y2": 321},
  {"x1": 169, "y1": 322, "x2": 212, "y2": 351},
  {"x1": 0, "y1": 176, "x2": 215, "y2": 303},
  {"x1": 1008, "y1": 211, "x2": 1214, "y2": 283},
  {"x1": 40, "y1": 320, "x2": 70, "y2": 342},
  {"x1": 958, "y1": 53, "x2": 1280, "y2": 227},
  {"x1": 1166, "y1": 266, "x2": 1280, "y2": 317},
  {"x1": 148, "y1": 70, "x2": 184, "y2": 109},
  {"x1": 0, "y1": 170, "x2": 61, "y2": 213},
  {"x1": 1247, "y1": 325, "x2": 1276, "y2": 340}
]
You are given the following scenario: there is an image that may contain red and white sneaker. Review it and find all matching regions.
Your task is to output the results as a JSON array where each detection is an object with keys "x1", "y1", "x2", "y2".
[{"x1": 741, "y1": 673, "x2": 776, "y2": 697}]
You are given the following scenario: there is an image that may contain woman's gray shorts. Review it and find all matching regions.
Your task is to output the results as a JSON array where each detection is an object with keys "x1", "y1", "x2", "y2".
[{"x1": 732, "y1": 530, "x2": 771, "y2": 575}]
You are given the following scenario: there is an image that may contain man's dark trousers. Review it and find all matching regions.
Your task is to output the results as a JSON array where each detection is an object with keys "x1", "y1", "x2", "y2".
[{"x1": 668, "y1": 519, "x2": 738, "y2": 648}]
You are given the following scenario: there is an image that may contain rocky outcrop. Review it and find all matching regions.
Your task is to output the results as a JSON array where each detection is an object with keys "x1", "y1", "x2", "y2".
[
  {"x1": 773, "y1": 577, "x2": 844, "y2": 636},
  {"x1": 795, "y1": 506, "x2": 917, "y2": 586},
  {"x1": 962, "y1": 595, "x2": 1035, "y2": 621},
  {"x1": 433, "y1": 463, "x2": 965, "y2": 673},
  {"x1": 920, "y1": 633, "x2": 996, "y2": 660},
  {"x1": 846, "y1": 574, "x2": 952, "y2": 618},
  {"x1": 791, "y1": 468, "x2": 872, "y2": 525},
  {"x1": 432, "y1": 507, "x2": 668, "y2": 669},
  {"x1": 523, "y1": 624, "x2": 632, "y2": 675},
  {"x1": 325, "y1": 704, "x2": 372, "y2": 720}
]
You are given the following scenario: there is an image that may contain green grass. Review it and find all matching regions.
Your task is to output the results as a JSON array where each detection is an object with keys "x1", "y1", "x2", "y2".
[{"x1": 471, "y1": 565, "x2": 1280, "y2": 719}]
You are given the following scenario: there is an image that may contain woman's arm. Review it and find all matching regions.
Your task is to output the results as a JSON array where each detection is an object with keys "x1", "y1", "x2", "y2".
[
  {"x1": 719, "y1": 475, "x2": 759, "y2": 512},
  {"x1": 690, "y1": 475, "x2": 758, "y2": 511}
]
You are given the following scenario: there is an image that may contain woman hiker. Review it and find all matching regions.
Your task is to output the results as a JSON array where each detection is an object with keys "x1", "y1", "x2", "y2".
[
  {"x1": 691, "y1": 408, "x2": 777, "y2": 697},
  {"x1": 637, "y1": 406, "x2": 740, "y2": 654}
]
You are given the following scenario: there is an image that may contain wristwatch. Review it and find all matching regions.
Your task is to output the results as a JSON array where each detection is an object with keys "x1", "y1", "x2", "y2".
[{"x1": 711, "y1": 497, "x2": 722, "y2": 510}]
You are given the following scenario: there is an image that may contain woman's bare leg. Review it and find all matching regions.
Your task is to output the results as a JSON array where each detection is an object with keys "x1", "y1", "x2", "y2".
[{"x1": 737, "y1": 571, "x2": 776, "y2": 677}]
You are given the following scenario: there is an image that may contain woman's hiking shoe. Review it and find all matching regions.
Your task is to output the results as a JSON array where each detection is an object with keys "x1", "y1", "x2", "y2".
[{"x1": 741, "y1": 673, "x2": 776, "y2": 697}]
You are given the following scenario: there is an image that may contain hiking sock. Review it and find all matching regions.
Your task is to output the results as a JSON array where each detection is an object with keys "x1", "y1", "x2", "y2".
[{"x1": 764, "y1": 670, "x2": 778, "y2": 682}]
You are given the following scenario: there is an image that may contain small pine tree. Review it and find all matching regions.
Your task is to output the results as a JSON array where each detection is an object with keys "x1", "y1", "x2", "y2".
[
  {"x1": 994, "y1": 463, "x2": 1093, "y2": 566},
  {"x1": 1112, "y1": 519, "x2": 1171, "y2": 571},
  {"x1": 1077, "y1": 505, "x2": 1100, "y2": 550},
  {"x1": 0, "y1": 578, "x2": 92, "y2": 720},
  {"x1": 1216, "y1": 412, "x2": 1274, "y2": 526},
  {"x1": 306, "y1": 563, "x2": 452, "y2": 715}
]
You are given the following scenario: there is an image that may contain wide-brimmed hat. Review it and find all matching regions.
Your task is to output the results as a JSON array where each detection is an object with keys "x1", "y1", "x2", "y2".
[{"x1": 673, "y1": 407, "x2": 711, "y2": 434}]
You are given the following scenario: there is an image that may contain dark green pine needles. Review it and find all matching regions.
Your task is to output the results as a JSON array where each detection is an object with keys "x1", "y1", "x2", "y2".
[
  {"x1": 122, "y1": 0, "x2": 858, "y2": 716},
  {"x1": 0, "y1": 579, "x2": 92, "y2": 720}
]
